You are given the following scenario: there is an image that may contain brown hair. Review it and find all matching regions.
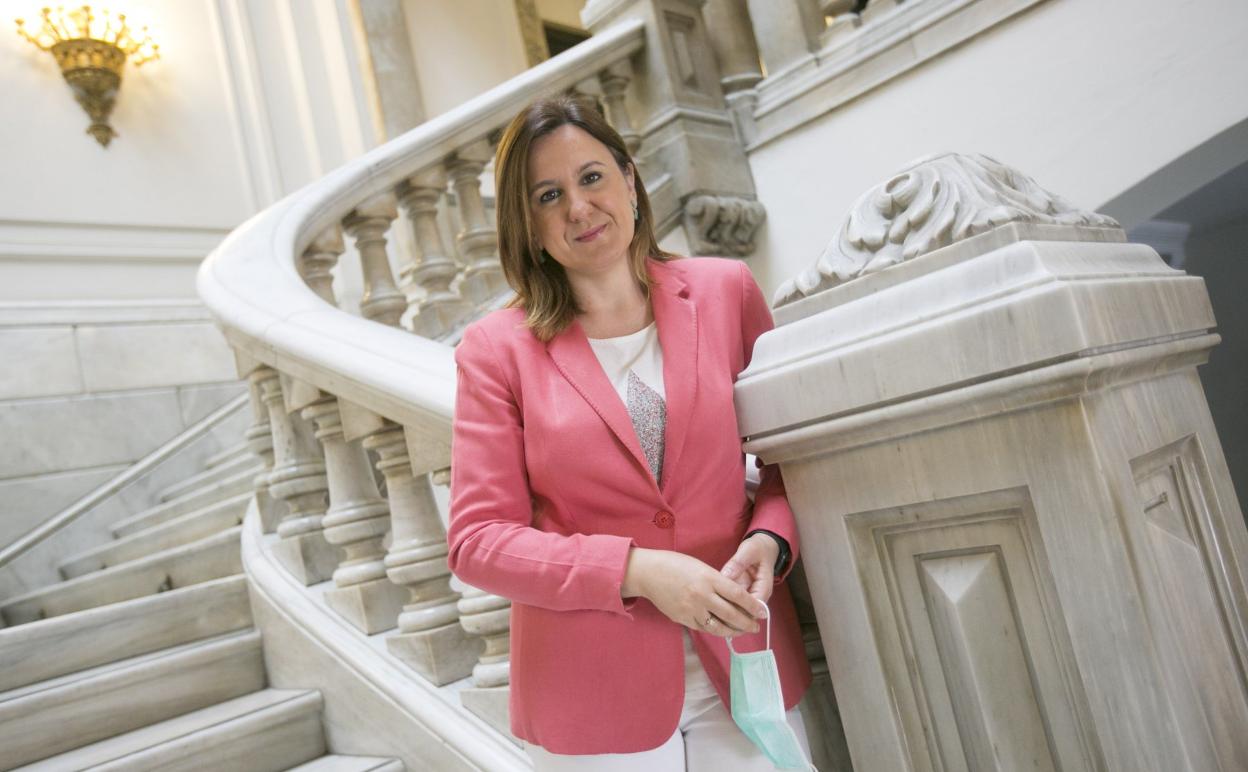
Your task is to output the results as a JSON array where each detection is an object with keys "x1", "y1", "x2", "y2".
[{"x1": 493, "y1": 95, "x2": 673, "y2": 342}]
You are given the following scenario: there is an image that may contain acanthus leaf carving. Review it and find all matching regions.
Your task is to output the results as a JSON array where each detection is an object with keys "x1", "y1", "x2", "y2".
[
  {"x1": 683, "y1": 194, "x2": 767, "y2": 257},
  {"x1": 774, "y1": 153, "x2": 1121, "y2": 306}
]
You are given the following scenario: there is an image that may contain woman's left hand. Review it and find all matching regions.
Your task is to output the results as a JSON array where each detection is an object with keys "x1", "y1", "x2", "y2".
[{"x1": 720, "y1": 533, "x2": 780, "y2": 606}]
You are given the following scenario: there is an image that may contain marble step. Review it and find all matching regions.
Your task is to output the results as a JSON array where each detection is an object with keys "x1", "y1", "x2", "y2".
[
  {"x1": 205, "y1": 440, "x2": 252, "y2": 470},
  {"x1": 0, "y1": 574, "x2": 251, "y2": 693},
  {"x1": 158, "y1": 450, "x2": 260, "y2": 504},
  {"x1": 60, "y1": 492, "x2": 250, "y2": 579},
  {"x1": 286, "y1": 755, "x2": 406, "y2": 771},
  {"x1": 15, "y1": 688, "x2": 325, "y2": 772},
  {"x1": 0, "y1": 628, "x2": 265, "y2": 768},
  {"x1": 1, "y1": 526, "x2": 243, "y2": 626},
  {"x1": 112, "y1": 468, "x2": 255, "y2": 538}
]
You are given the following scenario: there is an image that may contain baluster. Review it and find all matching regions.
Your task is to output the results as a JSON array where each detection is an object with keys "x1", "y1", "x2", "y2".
[
  {"x1": 257, "y1": 368, "x2": 341, "y2": 585},
  {"x1": 567, "y1": 75, "x2": 604, "y2": 113},
  {"x1": 298, "y1": 225, "x2": 344, "y2": 304},
  {"x1": 458, "y1": 584, "x2": 513, "y2": 734},
  {"x1": 343, "y1": 192, "x2": 406, "y2": 327},
  {"x1": 365, "y1": 425, "x2": 481, "y2": 684},
  {"x1": 434, "y1": 465, "x2": 513, "y2": 733},
  {"x1": 702, "y1": 0, "x2": 763, "y2": 145},
  {"x1": 303, "y1": 398, "x2": 406, "y2": 633},
  {"x1": 458, "y1": 585, "x2": 512, "y2": 687},
  {"x1": 398, "y1": 167, "x2": 470, "y2": 338},
  {"x1": 598, "y1": 61, "x2": 641, "y2": 156},
  {"x1": 447, "y1": 140, "x2": 508, "y2": 306},
  {"x1": 244, "y1": 370, "x2": 283, "y2": 533}
]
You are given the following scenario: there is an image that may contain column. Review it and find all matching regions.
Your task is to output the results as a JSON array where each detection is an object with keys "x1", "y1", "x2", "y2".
[{"x1": 356, "y1": 0, "x2": 427, "y2": 141}]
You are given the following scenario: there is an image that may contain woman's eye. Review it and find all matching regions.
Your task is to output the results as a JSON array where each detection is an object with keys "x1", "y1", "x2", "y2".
[
  {"x1": 538, "y1": 189, "x2": 559, "y2": 204},
  {"x1": 582, "y1": 171, "x2": 602, "y2": 184}
]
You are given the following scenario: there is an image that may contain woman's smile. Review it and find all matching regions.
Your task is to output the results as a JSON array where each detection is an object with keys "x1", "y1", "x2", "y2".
[{"x1": 575, "y1": 224, "x2": 607, "y2": 243}]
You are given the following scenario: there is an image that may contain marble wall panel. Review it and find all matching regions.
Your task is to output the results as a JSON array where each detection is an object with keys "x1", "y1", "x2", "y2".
[
  {"x1": 0, "y1": 389, "x2": 186, "y2": 479},
  {"x1": 75, "y1": 322, "x2": 237, "y2": 392},
  {"x1": 177, "y1": 383, "x2": 248, "y2": 427},
  {"x1": 0, "y1": 327, "x2": 83, "y2": 400}
]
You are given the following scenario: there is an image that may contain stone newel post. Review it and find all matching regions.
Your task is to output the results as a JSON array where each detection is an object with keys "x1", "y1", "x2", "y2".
[{"x1": 736, "y1": 153, "x2": 1248, "y2": 772}]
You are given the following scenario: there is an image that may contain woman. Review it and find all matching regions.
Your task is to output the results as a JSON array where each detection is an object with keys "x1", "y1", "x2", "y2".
[{"x1": 447, "y1": 96, "x2": 813, "y2": 769}]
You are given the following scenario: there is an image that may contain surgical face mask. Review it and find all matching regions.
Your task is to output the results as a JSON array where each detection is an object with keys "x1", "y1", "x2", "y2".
[{"x1": 728, "y1": 603, "x2": 816, "y2": 771}]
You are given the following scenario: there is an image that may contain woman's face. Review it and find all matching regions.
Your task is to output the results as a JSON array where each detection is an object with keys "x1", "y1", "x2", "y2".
[{"x1": 526, "y1": 124, "x2": 637, "y2": 281}]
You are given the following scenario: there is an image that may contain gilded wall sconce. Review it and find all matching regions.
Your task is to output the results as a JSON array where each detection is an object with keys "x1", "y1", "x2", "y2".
[{"x1": 15, "y1": 5, "x2": 159, "y2": 147}]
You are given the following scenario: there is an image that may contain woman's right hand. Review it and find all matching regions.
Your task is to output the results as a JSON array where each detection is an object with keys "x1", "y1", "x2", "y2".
[{"x1": 621, "y1": 547, "x2": 764, "y2": 637}]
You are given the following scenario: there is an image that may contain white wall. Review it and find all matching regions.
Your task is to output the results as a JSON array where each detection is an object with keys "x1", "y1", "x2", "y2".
[
  {"x1": 0, "y1": 0, "x2": 378, "y2": 302},
  {"x1": 402, "y1": 0, "x2": 530, "y2": 117},
  {"x1": 745, "y1": 0, "x2": 1248, "y2": 299}
]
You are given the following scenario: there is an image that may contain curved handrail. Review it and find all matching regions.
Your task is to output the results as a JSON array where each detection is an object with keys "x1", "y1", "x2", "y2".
[{"x1": 197, "y1": 18, "x2": 647, "y2": 438}]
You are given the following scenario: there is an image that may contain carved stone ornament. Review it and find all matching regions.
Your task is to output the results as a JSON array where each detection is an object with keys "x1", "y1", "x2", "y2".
[
  {"x1": 774, "y1": 153, "x2": 1121, "y2": 306},
  {"x1": 683, "y1": 194, "x2": 767, "y2": 257}
]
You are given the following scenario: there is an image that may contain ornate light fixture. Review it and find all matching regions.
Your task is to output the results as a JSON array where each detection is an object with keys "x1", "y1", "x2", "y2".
[{"x1": 15, "y1": 5, "x2": 159, "y2": 147}]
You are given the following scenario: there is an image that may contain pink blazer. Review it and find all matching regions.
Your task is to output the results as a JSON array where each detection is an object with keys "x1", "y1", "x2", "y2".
[{"x1": 447, "y1": 256, "x2": 812, "y2": 754}]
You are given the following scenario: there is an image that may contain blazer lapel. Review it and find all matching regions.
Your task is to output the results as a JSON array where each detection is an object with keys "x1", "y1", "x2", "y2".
[
  {"x1": 546, "y1": 317, "x2": 655, "y2": 486},
  {"x1": 648, "y1": 260, "x2": 698, "y2": 496}
]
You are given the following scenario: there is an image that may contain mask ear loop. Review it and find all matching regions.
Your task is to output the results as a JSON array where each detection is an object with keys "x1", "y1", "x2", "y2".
[{"x1": 727, "y1": 601, "x2": 770, "y2": 654}]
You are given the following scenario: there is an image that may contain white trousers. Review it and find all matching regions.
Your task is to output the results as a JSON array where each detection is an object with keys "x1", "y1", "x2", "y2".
[{"x1": 524, "y1": 630, "x2": 812, "y2": 771}]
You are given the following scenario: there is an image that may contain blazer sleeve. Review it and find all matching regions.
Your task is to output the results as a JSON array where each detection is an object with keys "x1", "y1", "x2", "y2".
[
  {"x1": 446, "y1": 322, "x2": 637, "y2": 616},
  {"x1": 737, "y1": 262, "x2": 802, "y2": 584}
]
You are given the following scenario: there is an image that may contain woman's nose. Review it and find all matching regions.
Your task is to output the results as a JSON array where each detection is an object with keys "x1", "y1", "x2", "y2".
[{"x1": 566, "y1": 191, "x2": 593, "y2": 222}]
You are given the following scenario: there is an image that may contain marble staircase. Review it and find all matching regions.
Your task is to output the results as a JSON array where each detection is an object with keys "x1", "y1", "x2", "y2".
[
  {"x1": 0, "y1": 441, "x2": 404, "y2": 771},
  {"x1": 111, "y1": 464, "x2": 257, "y2": 539}
]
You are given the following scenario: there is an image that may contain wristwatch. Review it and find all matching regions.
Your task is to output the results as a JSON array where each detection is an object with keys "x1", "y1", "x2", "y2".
[{"x1": 745, "y1": 529, "x2": 791, "y2": 576}]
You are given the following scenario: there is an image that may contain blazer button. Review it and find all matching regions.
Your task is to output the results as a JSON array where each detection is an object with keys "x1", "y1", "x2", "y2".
[{"x1": 653, "y1": 510, "x2": 675, "y2": 529}]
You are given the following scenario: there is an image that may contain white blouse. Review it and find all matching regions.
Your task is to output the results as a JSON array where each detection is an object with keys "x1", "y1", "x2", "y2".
[{"x1": 586, "y1": 321, "x2": 667, "y2": 483}]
